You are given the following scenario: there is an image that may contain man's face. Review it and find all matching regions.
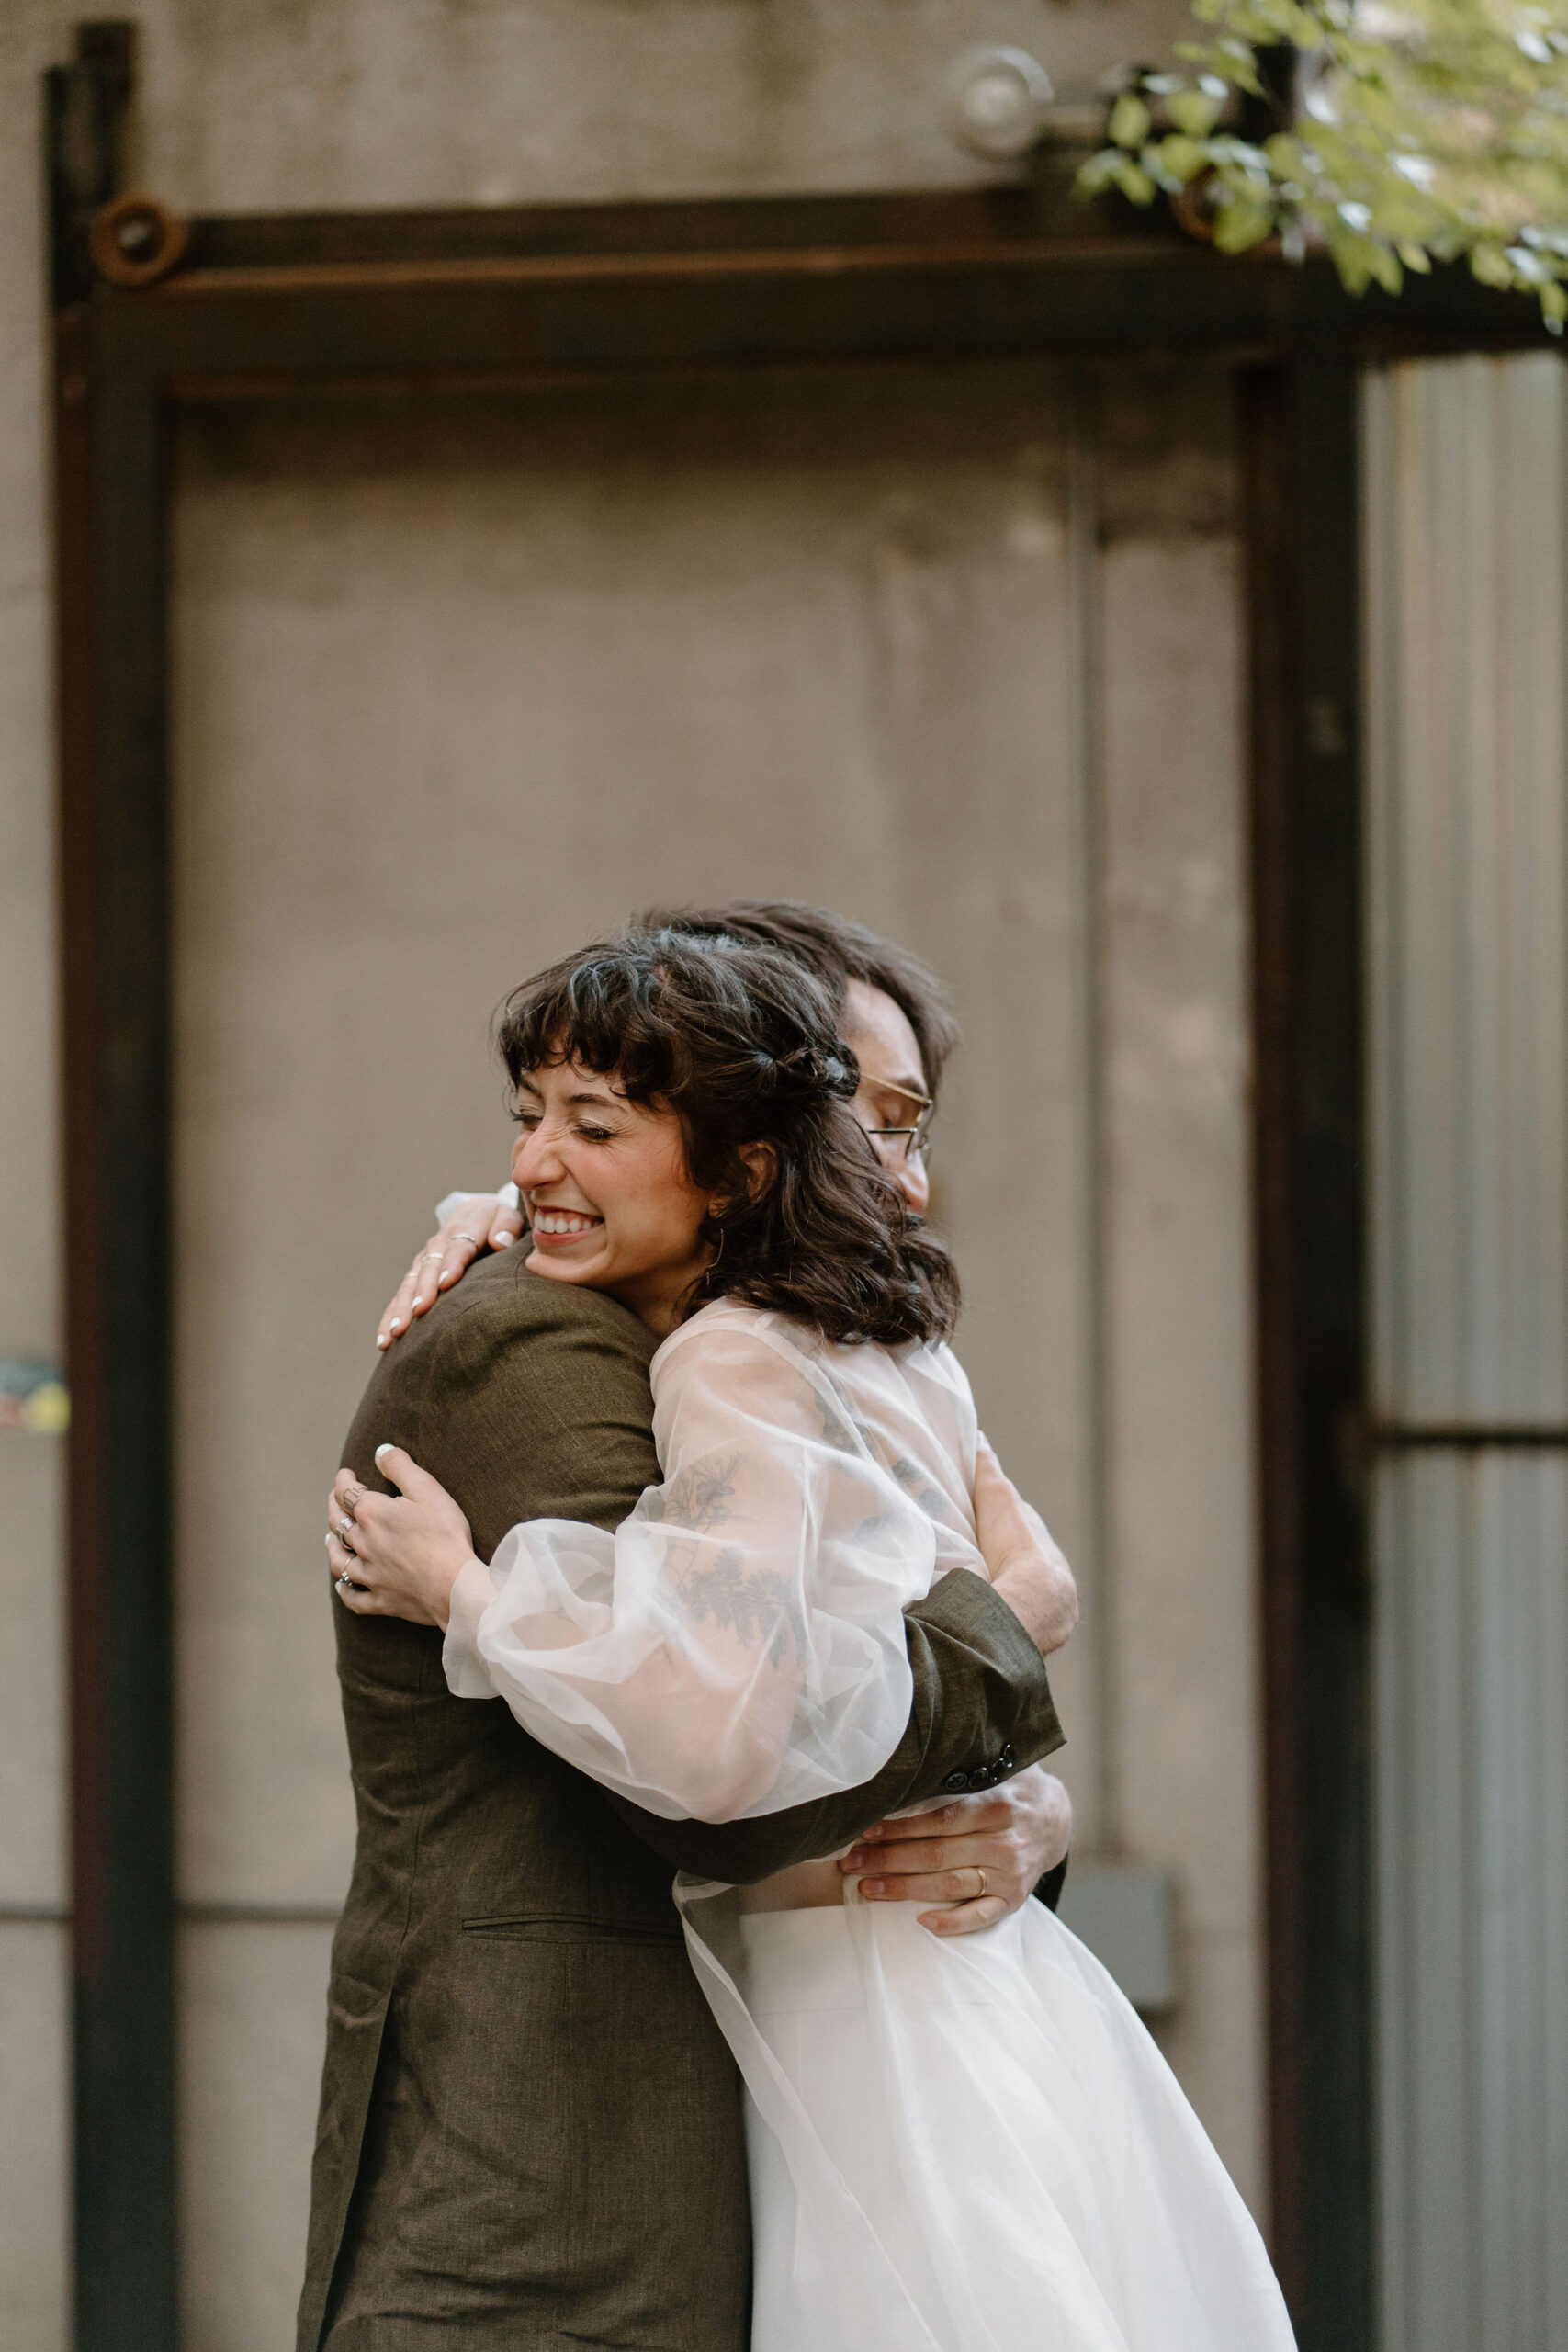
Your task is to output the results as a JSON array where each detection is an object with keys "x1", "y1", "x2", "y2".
[{"x1": 842, "y1": 978, "x2": 933, "y2": 1216}]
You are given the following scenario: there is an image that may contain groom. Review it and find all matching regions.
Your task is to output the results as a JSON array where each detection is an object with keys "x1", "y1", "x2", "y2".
[{"x1": 299, "y1": 905, "x2": 1071, "y2": 2352}]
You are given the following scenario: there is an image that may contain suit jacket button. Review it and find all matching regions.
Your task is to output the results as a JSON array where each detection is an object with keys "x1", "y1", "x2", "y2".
[
  {"x1": 968, "y1": 1766, "x2": 992, "y2": 1792},
  {"x1": 943, "y1": 1770, "x2": 970, "y2": 1792}
]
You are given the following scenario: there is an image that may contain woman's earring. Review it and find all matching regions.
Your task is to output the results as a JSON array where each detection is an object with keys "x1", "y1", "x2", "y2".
[{"x1": 708, "y1": 1226, "x2": 726, "y2": 1271}]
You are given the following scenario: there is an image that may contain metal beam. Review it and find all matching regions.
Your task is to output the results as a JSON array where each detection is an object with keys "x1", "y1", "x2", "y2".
[{"x1": 1246, "y1": 359, "x2": 1374, "y2": 2348}]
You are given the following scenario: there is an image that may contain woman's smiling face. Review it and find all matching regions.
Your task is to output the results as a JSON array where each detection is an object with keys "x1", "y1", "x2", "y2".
[{"x1": 511, "y1": 1059, "x2": 716, "y2": 1334}]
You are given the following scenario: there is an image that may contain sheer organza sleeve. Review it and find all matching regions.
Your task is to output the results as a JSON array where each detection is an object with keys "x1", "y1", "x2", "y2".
[{"x1": 441, "y1": 1310, "x2": 938, "y2": 1822}]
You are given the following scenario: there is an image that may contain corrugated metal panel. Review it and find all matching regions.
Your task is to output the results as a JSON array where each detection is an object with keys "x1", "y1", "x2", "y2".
[
  {"x1": 1366, "y1": 356, "x2": 1568, "y2": 1424},
  {"x1": 1374, "y1": 1453, "x2": 1568, "y2": 2350},
  {"x1": 1364, "y1": 355, "x2": 1568, "y2": 2352}
]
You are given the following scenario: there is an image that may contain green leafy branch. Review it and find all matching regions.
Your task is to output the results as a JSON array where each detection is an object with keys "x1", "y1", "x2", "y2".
[{"x1": 1078, "y1": 0, "x2": 1568, "y2": 327}]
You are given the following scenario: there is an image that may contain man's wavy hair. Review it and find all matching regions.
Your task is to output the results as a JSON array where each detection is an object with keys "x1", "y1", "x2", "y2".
[
  {"x1": 496, "y1": 928, "x2": 959, "y2": 1347},
  {"x1": 637, "y1": 899, "x2": 961, "y2": 1102}
]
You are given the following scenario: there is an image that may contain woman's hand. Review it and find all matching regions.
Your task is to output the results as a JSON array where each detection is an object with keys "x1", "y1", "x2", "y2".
[
  {"x1": 326, "y1": 1447, "x2": 475, "y2": 1629},
  {"x1": 974, "y1": 1437, "x2": 1078, "y2": 1657},
  {"x1": 377, "y1": 1192, "x2": 525, "y2": 1351}
]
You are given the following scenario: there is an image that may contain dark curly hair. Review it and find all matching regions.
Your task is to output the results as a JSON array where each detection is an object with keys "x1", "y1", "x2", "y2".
[
  {"x1": 637, "y1": 899, "x2": 962, "y2": 1102},
  {"x1": 496, "y1": 928, "x2": 959, "y2": 1347}
]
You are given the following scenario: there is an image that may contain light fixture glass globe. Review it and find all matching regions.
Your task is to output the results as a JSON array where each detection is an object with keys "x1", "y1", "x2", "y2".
[{"x1": 942, "y1": 45, "x2": 1054, "y2": 160}]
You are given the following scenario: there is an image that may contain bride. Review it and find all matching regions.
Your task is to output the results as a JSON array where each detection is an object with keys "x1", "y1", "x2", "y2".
[{"x1": 328, "y1": 924, "x2": 1296, "y2": 2352}]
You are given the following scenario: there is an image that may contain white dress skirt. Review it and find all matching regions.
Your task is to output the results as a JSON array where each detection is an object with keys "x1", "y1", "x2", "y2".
[{"x1": 676, "y1": 1878, "x2": 1298, "y2": 2352}]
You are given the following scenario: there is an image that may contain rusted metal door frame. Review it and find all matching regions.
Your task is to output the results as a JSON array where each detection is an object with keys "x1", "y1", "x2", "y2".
[
  {"x1": 45, "y1": 23, "x2": 1552, "y2": 2349},
  {"x1": 1245, "y1": 359, "x2": 1376, "y2": 2342}
]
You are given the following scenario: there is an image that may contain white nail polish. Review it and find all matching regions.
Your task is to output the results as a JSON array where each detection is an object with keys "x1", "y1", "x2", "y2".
[{"x1": 376, "y1": 1443, "x2": 393, "y2": 1459}]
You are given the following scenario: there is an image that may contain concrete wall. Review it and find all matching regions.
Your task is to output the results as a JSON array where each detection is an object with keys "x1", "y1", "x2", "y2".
[
  {"x1": 1096, "y1": 380, "x2": 1260, "y2": 2154},
  {"x1": 0, "y1": 7, "x2": 1258, "y2": 2346}
]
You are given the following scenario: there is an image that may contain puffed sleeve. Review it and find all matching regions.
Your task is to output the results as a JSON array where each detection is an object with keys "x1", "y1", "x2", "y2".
[{"x1": 441, "y1": 1313, "x2": 937, "y2": 1822}]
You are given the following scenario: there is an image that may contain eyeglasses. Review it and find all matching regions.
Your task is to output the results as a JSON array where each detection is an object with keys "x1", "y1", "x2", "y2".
[{"x1": 860, "y1": 1093, "x2": 936, "y2": 1165}]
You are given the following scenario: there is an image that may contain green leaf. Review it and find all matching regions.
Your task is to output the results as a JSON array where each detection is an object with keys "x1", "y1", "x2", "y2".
[
  {"x1": 1168, "y1": 87, "x2": 1225, "y2": 135},
  {"x1": 1077, "y1": 150, "x2": 1122, "y2": 195},
  {"x1": 1325, "y1": 225, "x2": 1382, "y2": 292},
  {"x1": 1369, "y1": 243, "x2": 1405, "y2": 293},
  {"x1": 1156, "y1": 133, "x2": 1213, "y2": 181},
  {"x1": 1109, "y1": 92, "x2": 1153, "y2": 149},
  {"x1": 1078, "y1": 0, "x2": 1568, "y2": 310},
  {"x1": 1213, "y1": 198, "x2": 1277, "y2": 249},
  {"x1": 1086, "y1": 151, "x2": 1160, "y2": 206},
  {"x1": 1470, "y1": 241, "x2": 1517, "y2": 286}
]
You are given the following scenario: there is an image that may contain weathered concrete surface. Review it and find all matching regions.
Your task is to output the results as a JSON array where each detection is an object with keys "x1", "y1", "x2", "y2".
[
  {"x1": 1098, "y1": 372, "x2": 1262, "y2": 2179},
  {"x1": 133, "y1": 0, "x2": 1196, "y2": 210},
  {"x1": 0, "y1": 1921, "x2": 69, "y2": 2351},
  {"x1": 178, "y1": 1921, "x2": 338, "y2": 2352}
]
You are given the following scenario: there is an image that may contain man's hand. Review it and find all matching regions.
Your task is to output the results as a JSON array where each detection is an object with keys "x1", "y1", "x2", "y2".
[
  {"x1": 839, "y1": 1763, "x2": 1072, "y2": 1936},
  {"x1": 377, "y1": 1192, "x2": 525, "y2": 1351}
]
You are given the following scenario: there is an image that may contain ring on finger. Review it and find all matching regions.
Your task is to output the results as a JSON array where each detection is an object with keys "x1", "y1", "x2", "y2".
[
  {"x1": 335, "y1": 1516, "x2": 356, "y2": 1545},
  {"x1": 450, "y1": 1232, "x2": 479, "y2": 1248},
  {"x1": 340, "y1": 1483, "x2": 364, "y2": 1511},
  {"x1": 973, "y1": 1867, "x2": 987, "y2": 1899}
]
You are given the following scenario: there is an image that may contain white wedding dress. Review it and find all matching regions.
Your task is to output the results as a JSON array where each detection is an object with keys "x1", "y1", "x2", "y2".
[{"x1": 442, "y1": 1300, "x2": 1297, "y2": 2352}]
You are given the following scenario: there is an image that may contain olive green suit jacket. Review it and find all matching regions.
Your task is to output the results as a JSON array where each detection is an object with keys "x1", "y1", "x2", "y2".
[{"x1": 299, "y1": 1255, "x2": 1063, "y2": 2352}]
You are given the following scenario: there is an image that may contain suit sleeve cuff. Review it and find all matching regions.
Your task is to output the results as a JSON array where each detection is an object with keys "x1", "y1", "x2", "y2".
[
  {"x1": 909, "y1": 1569, "x2": 1064, "y2": 1768},
  {"x1": 443, "y1": 1555, "x2": 500, "y2": 1698}
]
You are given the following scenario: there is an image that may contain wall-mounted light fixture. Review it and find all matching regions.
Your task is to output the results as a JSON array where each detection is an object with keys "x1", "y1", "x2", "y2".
[{"x1": 942, "y1": 44, "x2": 1055, "y2": 160}]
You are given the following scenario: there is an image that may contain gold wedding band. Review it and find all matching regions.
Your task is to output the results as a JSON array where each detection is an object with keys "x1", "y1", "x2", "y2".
[{"x1": 974, "y1": 1868, "x2": 987, "y2": 1899}]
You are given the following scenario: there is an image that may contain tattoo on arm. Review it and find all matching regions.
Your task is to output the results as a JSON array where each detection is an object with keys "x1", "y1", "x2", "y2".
[
  {"x1": 678, "y1": 1545, "x2": 805, "y2": 1664},
  {"x1": 642, "y1": 1454, "x2": 804, "y2": 1663},
  {"x1": 641, "y1": 1455, "x2": 745, "y2": 1533}
]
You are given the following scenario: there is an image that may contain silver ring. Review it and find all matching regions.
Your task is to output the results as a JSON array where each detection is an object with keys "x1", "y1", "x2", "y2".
[
  {"x1": 335, "y1": 1574, "x2": 355, "y2": 1595},
  {"x1": 419, "y1": 1250, "x2": 445, "y2": 1261},
  {"x1": 336, "y1": 1516, "x2": 355, "y2": 1544},
  {"x1": 451, "y1": 1232, "x2": 479, "y2": 1248}
]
